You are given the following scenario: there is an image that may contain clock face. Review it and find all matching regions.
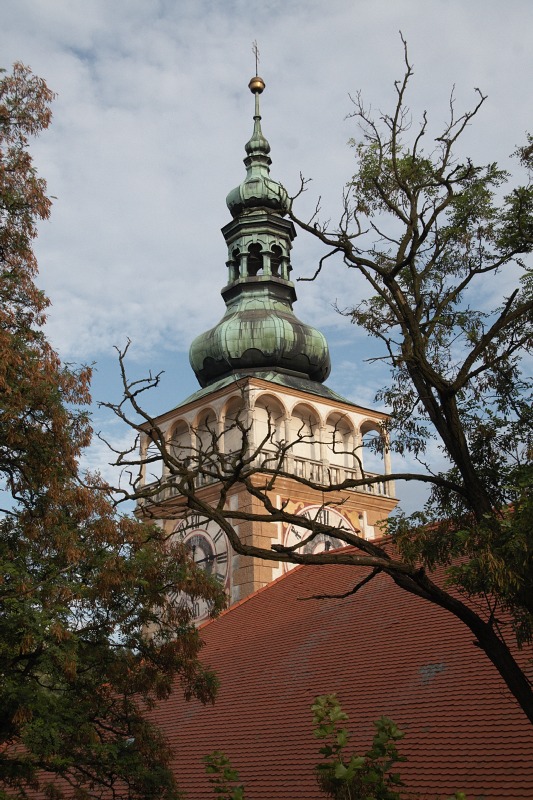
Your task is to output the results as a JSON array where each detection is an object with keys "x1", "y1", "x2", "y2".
[
  {"x1": 172, "y1": 514, "x2": 230, "y2": 621},
  {"x1": 282, "y1": 505, "x2": 355, "y2": 572}
]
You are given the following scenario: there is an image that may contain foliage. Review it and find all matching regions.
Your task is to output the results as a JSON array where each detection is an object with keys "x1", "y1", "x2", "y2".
[
  {"x1": 285, "y1": 39, "x2": 533, "y2": 719},
  {"x1": 203, "y1": 752, "x2": 246, "y2": 800},
  {"x1": 204, "y1": 697, "x2": 467, "y2": 800},
  {"x1": 292, "y1": 36, "x2": 532, "y2": 537},
  {"x1": 296, "y1": 43, "x2": 533, "y2": 529},
  {"x1": 312, "y1": 694, "x2": 405, "y2": 800},
  {"x1": 0, "y1": 63, "x2": 225, "y2": 800},
  {"x1": 107, "y1": 42, "x2": 533, "y2": 726}
]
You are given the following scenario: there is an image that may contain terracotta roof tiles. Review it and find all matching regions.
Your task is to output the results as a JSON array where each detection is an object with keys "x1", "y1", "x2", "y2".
[{"x1": 151, "y1": 560, "x2": 533, "y2": 799}]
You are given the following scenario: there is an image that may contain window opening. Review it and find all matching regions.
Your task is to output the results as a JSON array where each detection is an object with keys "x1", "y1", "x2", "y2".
[
  {"x1": 247, "y1": 242, "x2": 263, "y2": 276},
  {"x1": 270, "y1": 244, "x2": 282, "y2": 276}
]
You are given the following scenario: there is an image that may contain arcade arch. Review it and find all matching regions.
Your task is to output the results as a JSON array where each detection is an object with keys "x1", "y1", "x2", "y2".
[
  {"x1": 168, "y1": 420, "x2": 191, "y2": 465},
  {"x1": 324, "y1": 413, "x2": 356, "y2": 470},
  {"x1": 223, "y1": 396, "x2": 245, "y2": 455},
  {"x1": 194, "y1": 409, "x2": 218, "y2": 453},
  {"x1": 289, "y1": 404, "x2": 320, "y2": 465},
  {"x1": 254, "y1": 394, "x2": 285, "y2": 452},
  {"x1": 359, "y1": 419, "x2": 386, "y2": 476}
]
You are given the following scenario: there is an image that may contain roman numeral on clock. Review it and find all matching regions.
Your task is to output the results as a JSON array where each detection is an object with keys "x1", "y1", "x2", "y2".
[
  {"x1": 289, "y1": 525, "x2": 302, "y2": 541},
  {"x1": 317, "y1": 508, "x2": 331, "y2": 525}
]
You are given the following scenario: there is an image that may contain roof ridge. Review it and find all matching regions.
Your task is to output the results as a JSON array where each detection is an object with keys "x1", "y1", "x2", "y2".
[
  {"x1": 200, "y1": 536, "x2": 394, "y2": 631},
  {"x1": 199, "y1": 563, "x2": 304, "y2": 630}
]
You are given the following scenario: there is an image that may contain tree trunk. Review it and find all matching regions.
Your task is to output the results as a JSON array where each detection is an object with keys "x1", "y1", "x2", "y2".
[{"x1": 396, "y1": 571, "x2": 533, "y2": 725}]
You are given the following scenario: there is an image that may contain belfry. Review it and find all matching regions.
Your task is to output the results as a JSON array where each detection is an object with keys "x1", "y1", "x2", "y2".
[{"x1": 139, "y1": 76, "x2": 397, "y2": 620}]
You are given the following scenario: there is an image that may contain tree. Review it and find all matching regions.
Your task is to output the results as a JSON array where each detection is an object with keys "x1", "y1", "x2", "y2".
[
  {"x1": 107, "y1": 43, "x2": 533, "y2": 724},
  {"x1": 203, "y1": 696, "x2": 466, "y2": 800},
  {"x1": 0, "y1": 63, "x2": 225, "y2": 800},
  {"x1": 286, "y1": 37, "x2": 533, "y2": 706},
  {"x1": 311, "y1": 695, "x2": 405, "y2": 800},
  {"x1": 289, "y1": 39, "x2": 532, "y2": 534}
]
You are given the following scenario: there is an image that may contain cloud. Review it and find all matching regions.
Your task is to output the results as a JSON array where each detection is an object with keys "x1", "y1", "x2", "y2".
[{"x1": 1, "y1": 0, "x2": 531, "y2": 514}]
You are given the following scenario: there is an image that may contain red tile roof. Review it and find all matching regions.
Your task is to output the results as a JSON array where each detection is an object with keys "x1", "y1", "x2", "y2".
[{"x1": 153, "y1": 559, "x2": 533, "y2": 800}]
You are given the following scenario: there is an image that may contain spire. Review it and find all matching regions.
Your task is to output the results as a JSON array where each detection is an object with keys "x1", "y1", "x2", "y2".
[
  {"x1": 189, "y1": 75, "x2": 331, "y2": 389},
  {"x1": 226, "y1": 75, "x2": 289, "y2": 218},
  {"x1": 246, "y1": 43, "x2": 269, "y2": 156},
  {"x1": 245, "y1": 76, "x2": 270, "y2": 157}
]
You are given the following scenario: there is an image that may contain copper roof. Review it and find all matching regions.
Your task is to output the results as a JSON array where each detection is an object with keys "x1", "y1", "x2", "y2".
[{"x1": 152, "y1": 559, "x2": 533, "y2": 799}]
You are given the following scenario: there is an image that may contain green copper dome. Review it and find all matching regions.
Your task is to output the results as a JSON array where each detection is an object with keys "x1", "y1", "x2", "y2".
[
  {"x1": 189, "y1": 276, "x2": 330, "y2": 387},
  {"x1": 189, "y1": 76, "x2": 331, "y2": 389}
]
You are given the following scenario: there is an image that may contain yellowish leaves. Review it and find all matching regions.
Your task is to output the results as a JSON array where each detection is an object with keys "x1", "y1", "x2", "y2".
[
  {"x1": 20, "y1": 633, "x2": 36, "y2": 654},
  {"x1": 49, "y1": 622, "x2": 71, "y2": 643},
  {"x1": 12, "y1": 705, "x2": 33, "y2": 725},
  {"x1": 61, "y1": 656, "x2": 78, "y2": 682}
]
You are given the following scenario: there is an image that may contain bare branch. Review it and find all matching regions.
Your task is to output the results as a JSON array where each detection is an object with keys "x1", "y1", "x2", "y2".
[{"x1": 301, "y1": 567, "x2": 382, "y2": 601}]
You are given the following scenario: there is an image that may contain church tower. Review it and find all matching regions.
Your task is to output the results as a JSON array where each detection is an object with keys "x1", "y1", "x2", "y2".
[{"x1": 138, "y1": 76, "x2": 397, "y2": 620}]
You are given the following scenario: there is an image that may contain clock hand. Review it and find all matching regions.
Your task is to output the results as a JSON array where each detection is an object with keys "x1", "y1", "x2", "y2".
[
  {"x1": 195, "y1": 553, "x2": 228, "y2": 567},
  {"x1": 192, "y1": 553, "x2": 215, "y2": 565}
]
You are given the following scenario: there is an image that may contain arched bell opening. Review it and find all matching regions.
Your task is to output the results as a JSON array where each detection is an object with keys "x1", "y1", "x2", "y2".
[
  {"x1": 254, "y1": 395, "x2": 285, "y2": 471},
  {"x1": 143, "y1": 432, "x2": 165, "y2": 486},
  {"x1": 289, "y1": 404, "x2": 321, "y2": 482},
  {"x1": 228, "y1": 248, "x2": 242, "y2": 281},
  {"x1": 223, "y1": 396, "x2": 246, "y2": 457},
  {"x1": 247, "y1": 242, "x2": 264, "y2": 277},
  {"x1": 191, "y1": 409, "x2": 220, "y2": 487},
  {"x1": 323, "y1": 414, "x2": 358, "y2": 483},
  {"x1": 169, "y1": 420, "x2": 192, "y2": 466},
  {"x1": 359, "y1": 419, "x2": 389, "y2": 495},
  {"x1": 270, "y1": 244, "x2": 282, "y2": 277}
]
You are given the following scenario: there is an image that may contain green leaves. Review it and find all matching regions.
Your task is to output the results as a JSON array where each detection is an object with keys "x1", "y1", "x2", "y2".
[
  {"x1": 318, "y1": 47, "x2": 533, "y2": 688},
  {"x1": 203, "y1": 752, "x2": 246, "y2": 800},
  {"x1": 202, "y1": 698, "x2": 470, "y2": 799},
  {"x1": 312, "y1": 694, "x2": 405, "y2": 800}
]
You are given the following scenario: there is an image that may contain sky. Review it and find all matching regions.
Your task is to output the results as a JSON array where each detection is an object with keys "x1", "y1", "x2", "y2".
[{"x1": 2, "y1": 0, "x2": 531, "y2": 512}]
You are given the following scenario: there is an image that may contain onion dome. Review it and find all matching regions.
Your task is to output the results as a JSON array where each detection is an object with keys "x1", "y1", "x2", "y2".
[
  {"x1": 189, "y1": 279, "x2": 331, "y2": 387},
  {"x1": 189, "y1": 76, "x2": 331, "y2": 389}
]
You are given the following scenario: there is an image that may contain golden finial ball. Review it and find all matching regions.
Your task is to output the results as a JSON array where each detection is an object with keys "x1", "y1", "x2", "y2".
[{"x1": 249, "y1": 76, "x2": 265, "y2": 94}]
